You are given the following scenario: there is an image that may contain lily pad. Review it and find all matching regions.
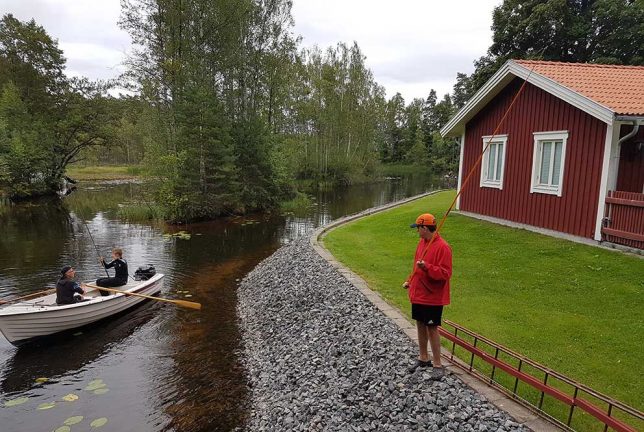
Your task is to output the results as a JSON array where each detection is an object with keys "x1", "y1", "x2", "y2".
[
  {"x1": 54, "y1": 426, "x2": 71, "y2": 432},
  {"x1": 64, "y1": 416, "x2": 84, "y2": 425},
  {"x1": 37, "y1": 401, "x2": 56, "y2": 410},
  {"x1": 85, "y1": 380, "x2": 106, "y2": 391},
  {"x1": 86, "y1": 383, "x2": 106, "y2": 391},
  {"x1": 4, "y1": 396, "x2": 29, "y2": 407},
  {"x1": 62, "y1": 393, "x2": 79, "y2": 402},
  {"x1": 93, "y1": 388, "x2": 109, "y2": 395},
  {"x1": 35, "y1": 377, "x2": 49, "y2": 383},
  {"x1": 90, "y1": 417, "x2": 108, "y2": 428}
]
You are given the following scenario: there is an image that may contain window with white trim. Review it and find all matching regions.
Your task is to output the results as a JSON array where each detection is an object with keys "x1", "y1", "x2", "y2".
[
  {"x1": 480, "y1": 134, "x2": 508, "y2": 189},
  {"x1": 530, "y1": 131, "x2": 568, "y2": 196}
]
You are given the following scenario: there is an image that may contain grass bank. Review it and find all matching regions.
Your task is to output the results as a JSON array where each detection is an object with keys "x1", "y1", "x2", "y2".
[
  {"x1": 323, "y1": 191, "x2": 643, "y2": 423},
  {"x1": 377, "y1": 163, "x2": 431, "y2": 177},
  {"x1": 66, "y1": 165, "x2": 143, "y2": 181}
]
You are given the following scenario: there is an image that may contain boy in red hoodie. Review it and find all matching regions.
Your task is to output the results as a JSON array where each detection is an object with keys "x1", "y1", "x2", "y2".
[{"x1": 403, "y1": 213, "x2": 452, "y2": 378}]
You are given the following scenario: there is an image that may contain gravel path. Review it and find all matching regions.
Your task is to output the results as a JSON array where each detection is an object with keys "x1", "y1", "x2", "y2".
[{"x1": 237, "y1": 239, "x2": 527, "y2": 432}]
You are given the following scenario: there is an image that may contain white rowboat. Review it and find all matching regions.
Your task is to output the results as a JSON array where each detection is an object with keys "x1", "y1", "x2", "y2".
[{"x1": 0, "y1": 274, "x2": 164, "y2": 346}]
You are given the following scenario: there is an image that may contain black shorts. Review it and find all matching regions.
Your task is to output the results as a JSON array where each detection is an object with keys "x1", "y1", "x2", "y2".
[{"x1": 411, "y1": 304, "x2": 443, "y2": 326}]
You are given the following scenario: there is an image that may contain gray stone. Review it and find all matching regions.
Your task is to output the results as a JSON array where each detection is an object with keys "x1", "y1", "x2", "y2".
[{"x1": 237, "y1": 239, "x2": 527, "y2": 431}]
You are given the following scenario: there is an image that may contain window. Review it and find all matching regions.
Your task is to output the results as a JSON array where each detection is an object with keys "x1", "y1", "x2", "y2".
[
  {"x1": 480, "y1": 134, "x2": 508, "y2": 189},
  {"x1": 531, "y1": 131, "x2": 568, "y2": 196}
]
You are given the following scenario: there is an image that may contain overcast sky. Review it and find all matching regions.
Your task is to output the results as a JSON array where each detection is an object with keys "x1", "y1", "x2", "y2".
[{"x1": 1, "y1": 0, "x2": 501, "y2": 102}]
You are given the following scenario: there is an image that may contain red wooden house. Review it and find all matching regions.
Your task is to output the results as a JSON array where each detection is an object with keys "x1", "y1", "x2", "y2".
[{"x1": 441, "y1": 60, "x2": 644, "y2": 250}]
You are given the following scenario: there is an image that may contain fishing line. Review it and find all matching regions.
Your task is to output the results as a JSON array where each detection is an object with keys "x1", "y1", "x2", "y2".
[
  {"x1": 411, "y1": 58, "x2": 543, "y2": 276},
  {"x1": 81, "y1": 218, "x2": 110, "y2": 278}
]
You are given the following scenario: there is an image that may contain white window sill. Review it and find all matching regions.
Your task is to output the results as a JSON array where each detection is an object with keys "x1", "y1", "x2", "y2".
[
  {"x1": 530, "y1": 186, "x2": 562, "y2": 196},
  {"x1": 481, "y1": 181, "x2": 503, "y2": 190}
]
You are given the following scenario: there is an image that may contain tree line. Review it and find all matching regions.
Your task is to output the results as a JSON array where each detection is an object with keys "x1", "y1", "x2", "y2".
[{"x1": 1, "y1": 0, "x2": 642, "y2": 222}]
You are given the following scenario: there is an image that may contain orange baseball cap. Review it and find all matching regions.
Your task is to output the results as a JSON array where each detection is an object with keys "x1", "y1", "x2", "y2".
[{"x1": 410, "y1": 213, "x2": 436, "y2": 228}]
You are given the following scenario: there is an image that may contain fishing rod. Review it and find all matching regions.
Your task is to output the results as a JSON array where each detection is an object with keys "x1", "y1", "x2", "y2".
[
  {"x1": 81, "y1": 219, "x2": 110, "y2": 277},
  {"x1": 410, "y1": 57, "x2": 545, "y2": 278}
]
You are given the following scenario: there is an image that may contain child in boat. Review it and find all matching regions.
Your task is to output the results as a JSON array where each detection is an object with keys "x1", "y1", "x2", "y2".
[
  {"x1": 56, "y1": 266, "x2": 88, "y2": 304},
  {"x1": 96, "y1": 248, "x2": 129, "y2": 296}
]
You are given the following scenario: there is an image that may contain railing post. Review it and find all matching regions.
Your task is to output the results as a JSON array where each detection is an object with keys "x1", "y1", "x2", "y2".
[
  {"x1": 490, "y1": 347, "x2": 499, "y2": 383},
  {"x1": 469, "y1": 338, "x2": 477, "y2": 371},
  {"x1": 538, "y1": 372, "x2": 549, "y2": 409},
  {"x1": 513, "y1": 360, "x2": 523, "y2": 396},
  {"x1": 567, "y1": 387, "x2": 579, "y2": 426},
  {"x1": 451, "y1": 327, "x2": 457, "y2": 360},
  {"x1": 603, "y1": 404, "x2": 613, "y2": 432}
]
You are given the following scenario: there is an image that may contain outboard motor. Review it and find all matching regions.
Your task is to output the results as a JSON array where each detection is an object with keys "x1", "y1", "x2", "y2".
[{"x1": 134, "y1": 265, "x2": 156, "y2": 281}]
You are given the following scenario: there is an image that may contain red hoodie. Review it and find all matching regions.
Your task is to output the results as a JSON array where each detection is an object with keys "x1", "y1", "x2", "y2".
[{"x1": 407, "y1": 233, "x2": 452, "y2": 306}]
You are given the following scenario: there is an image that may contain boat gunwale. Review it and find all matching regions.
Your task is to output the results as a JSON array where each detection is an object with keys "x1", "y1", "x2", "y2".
[{"x1": 0, "y1": 274, "x2": 165, "y2": 317}]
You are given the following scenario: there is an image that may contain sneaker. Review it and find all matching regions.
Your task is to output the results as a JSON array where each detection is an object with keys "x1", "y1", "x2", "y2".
[
  {"x1": 408, "y1": 359, "x2": 432, "y2": 373},
  {"x1": 430, "y1": 366, "x2": 446, "y2": 380}
]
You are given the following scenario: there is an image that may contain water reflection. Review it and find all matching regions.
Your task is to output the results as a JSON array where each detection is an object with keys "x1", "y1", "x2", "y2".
[
  {"x1": 0, "y1": 174, "x2": 439, "y2": 432},
  {"x1": 1, "y1": 300, "x2": 162, "y2": 394}
]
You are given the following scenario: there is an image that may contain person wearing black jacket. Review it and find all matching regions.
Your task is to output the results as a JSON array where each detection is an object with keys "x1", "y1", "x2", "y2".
[
  {"x1": 96, "y1": 248, "x2": 128, "y2": 295},
  {"x1": 56, "y1": 266, "x2": 87, "y2": 304}
]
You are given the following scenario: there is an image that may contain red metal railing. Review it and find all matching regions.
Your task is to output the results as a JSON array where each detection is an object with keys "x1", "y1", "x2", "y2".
[
  {"x1": 439, "y1": 320, "x2": 643, "y2": 432},
  {"x1": 602, "y1": 190, "x2": 644, "y2": 250}
]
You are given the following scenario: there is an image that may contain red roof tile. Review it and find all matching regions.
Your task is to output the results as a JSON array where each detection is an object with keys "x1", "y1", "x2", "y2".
[{"x1": 515, "y1": 60, "x2": 644, "y2": 116}]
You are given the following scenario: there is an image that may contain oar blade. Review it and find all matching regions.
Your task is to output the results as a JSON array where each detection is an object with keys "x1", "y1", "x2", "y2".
[{"x1": 174, "y1": 300, "x2": 202, "y2": 310}]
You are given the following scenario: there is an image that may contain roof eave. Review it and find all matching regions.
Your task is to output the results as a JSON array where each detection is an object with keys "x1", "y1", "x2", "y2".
[
  {"x1": 440, "y1": 60, "x2": 515, "y2": 138},
  {"x1": 440, "y1": 60, "x2": 616, "y2": 138}
]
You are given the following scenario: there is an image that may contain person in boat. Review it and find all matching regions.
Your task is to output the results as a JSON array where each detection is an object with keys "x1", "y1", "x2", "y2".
[
  {"x1": 96, "y1": 248, "x2": 129, "y2": 295},
  {"x1": 56, "y1": 266, "x2": 88, "y2": 305}
]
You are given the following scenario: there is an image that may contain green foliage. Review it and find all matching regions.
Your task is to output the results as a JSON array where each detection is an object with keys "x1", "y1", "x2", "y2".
[
  {"x1": 65, "y1": 165, "x2": 142, "y2": 181},
  {"x1": 0, "y1": 14, "x2": 118, "y2": 199},
  {"x1": 117, "y1": 203, "x2": 164, "y2": 222},
  {"x1": 377, "y1": 163, "x2": 429, "y2": 177},
  {"x1": 288, "y1": 43, "x2": 387, "y2": 185},
  {"x1": 120, "y1": 0, "x2": 304, "y2": 221},
  {"x1": 381, "y1": 93, "x2": 406, "y2": 162},
  {"x1": 455, "y1": 0, "x2": 644, "y2": 102},
  {"x1": 379, "y1": 89, "x2": 458, "y2": 175},
  {"x1": 232, "y1": 116, "x2": 281, "y2": 212},
  {"x1": 279, "y1": 191, "x2": 313, "y2": 215}
]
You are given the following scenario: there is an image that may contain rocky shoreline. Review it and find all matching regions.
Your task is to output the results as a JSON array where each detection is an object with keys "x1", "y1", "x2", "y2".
[{"x1": 237, "y1": 239, "x2": 526, "y2": 431}]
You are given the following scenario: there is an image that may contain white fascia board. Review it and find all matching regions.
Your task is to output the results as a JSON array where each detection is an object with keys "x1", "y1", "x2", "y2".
[
  {"x1": 508, "y1": 62, "x2": 614, "y2": 125},
  {"x1": 440, "y1": 61, "x2": 514, "y2": 138},
  {"x1": 456, "y1": 129, "x2": 465, "y2": 210},
  {"x1": 440, "y1": 60, "x2": 615, "y2": 138}
]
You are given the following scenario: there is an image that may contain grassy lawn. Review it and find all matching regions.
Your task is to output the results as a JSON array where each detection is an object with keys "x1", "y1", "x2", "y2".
[
  {"x1": 66, "y1": 165, "x2": 143, "y2": 181},
  {"x1": 323, "y1": 190, "x2": 643, "y2": 423}
]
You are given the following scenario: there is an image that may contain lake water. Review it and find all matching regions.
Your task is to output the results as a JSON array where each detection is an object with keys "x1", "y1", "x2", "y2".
[{"x1": 0, "y1": 175, "x2": 441, "y2": 432}]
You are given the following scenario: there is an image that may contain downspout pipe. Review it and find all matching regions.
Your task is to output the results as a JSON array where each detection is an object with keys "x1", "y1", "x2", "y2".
[{"x1": 615, "y1": 116, "x2": 643, "y2": 145}]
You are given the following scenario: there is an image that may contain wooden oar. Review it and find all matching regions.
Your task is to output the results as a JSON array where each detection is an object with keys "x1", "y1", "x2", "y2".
[
  {"x1": 0, "y1": 288, "x2": 56, "y2": 305},
  {"x1": 85, "y1": 283, "x2": 201, "y2": 310}
]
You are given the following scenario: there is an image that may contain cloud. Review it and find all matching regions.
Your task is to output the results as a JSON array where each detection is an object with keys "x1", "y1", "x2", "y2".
[
  {"x1": 60, "y1": 42, "x2": 127, "y2": 80},
  {"x1": 1, "y1": 0, "x2": 500, "y2": 102},
  {"x1": 0, "y1": 0, "x2": 131, "y2": 80},
  {"x1": 292, "y1": 0, "x2": 500, "y2": 100}
]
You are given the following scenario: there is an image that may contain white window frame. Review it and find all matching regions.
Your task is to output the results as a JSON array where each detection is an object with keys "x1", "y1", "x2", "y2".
[
  {"x1": 530, "y1": 131, "x2": 568, "y2": 197},
  {"x1": 480, "y1": 134, "x2": 508, "y2": 190}
]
